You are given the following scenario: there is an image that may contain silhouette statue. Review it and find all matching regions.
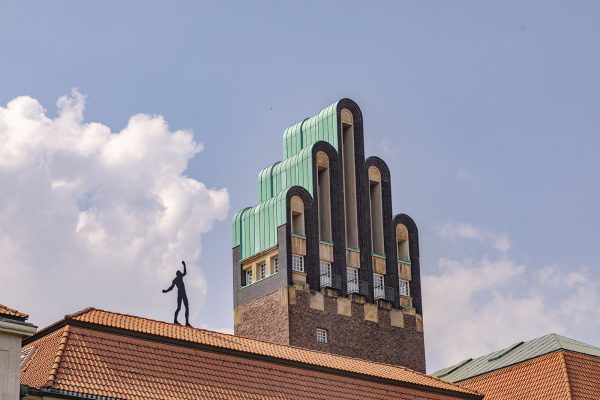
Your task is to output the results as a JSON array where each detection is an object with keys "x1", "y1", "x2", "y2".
[{"x1": 162, "y1": 260, "x2": 192, "y2": 327}]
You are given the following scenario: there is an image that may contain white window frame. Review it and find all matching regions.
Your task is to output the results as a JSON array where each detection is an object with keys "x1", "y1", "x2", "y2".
[
  {"x1": 316, "y1": 328, "x2": 328, "y2": 343},
  {"x1": 373, "y1": 273, "x2": 385, "y2": 300},
  {"x1": 320, "y1": 260, "x2": 332, "y2": 287},
  {"x1": 272, "y1": 256, "x2": 279, "y2": 274},
  {"x1": 347, "y1": 267, "x2": 359, "y2": 294},
  {"x1": 292, "y1": 254, "x2": 304, "y2": 272},
  {"x1": 245, "y1": 269, "x2": 253, "y2": 285},
  {"x1": 259, "y1": 262, "x2": 267, "y2": 280},
  {"x1": 399, "y1": 279, "x2": 410, "y2": 297}
]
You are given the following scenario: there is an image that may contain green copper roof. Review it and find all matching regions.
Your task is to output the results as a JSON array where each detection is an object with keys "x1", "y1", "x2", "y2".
[
  {"x1": 432, "y1": 333, "x2": 600, "y2": 383},
  {"x1": 282, "y1": 102, "x2": 338, "y2": 159},
  {"x1": 233, "y1": 100, "x2": 342, "y2": 260},
  {"x1": 258, "y1": 146, "x2": 314, "y2": 202}
]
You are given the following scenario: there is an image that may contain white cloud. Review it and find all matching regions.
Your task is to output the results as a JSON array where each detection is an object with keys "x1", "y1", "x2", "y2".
[
  {"x1": 425, "y1": 223, "x2": 600, "y2": 372},
  {"x1": 457, "y1": 167, "x2": 475, "y2": 181},
  {"x1": 436, "y1": 222, "x2": 511, "y2": 253},
  {"x1": 0, "y1": 90, "x2": 229, "y2": 327}
]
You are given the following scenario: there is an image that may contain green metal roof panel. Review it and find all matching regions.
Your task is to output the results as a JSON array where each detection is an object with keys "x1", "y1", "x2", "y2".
[
  {"x1": 432, "y1": 333, "x2": 600, "y2": 383},
  {"x1": 232, "y1": 189, "x2": 297, "y2": 260},
  {"x1": 233, "y1": 99, "x2": 343, "y2": 259},
  {"x1": 259, "y1": 145, "x2": 316, "y2": 202},
  {"x1": 282, "y1": 101, "x2": 339, "y2": 159}
]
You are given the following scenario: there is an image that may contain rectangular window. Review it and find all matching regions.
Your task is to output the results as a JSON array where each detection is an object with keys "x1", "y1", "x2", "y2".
[
  {"x1": 292, "y1": 254, "x2": 304, "y2": 272},
  {"x1": 320, "y1": 261, "x2": 332, "y2": 287},
  {"x1": 347, "y1": 267, "x2": 359, "y2": 293},
  {"x1": 272, "y1": 257, "x2": 279, "y2": 274},
  {"x1": 399, "y1": 279, "x2": 410, "y2": 297},
  {"x1": 245, "y1": 269, "x2": 253, "y2": 285},
  {"x1": 259, "y1": 262, "x2": 266, "y2": 280},
  {"x1": 316, "y1": 328, "x2": 328, "y2": 343},
  {"x1": 373, "y1": 273, "x2": 385, "y2": 300}
]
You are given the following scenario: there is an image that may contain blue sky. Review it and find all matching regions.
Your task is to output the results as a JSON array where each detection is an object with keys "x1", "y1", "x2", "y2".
[{"x1": 1, "y1": 1, "x2": 599, "y2": 372}]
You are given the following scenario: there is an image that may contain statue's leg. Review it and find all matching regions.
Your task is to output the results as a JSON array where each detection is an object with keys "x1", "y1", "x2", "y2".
[
  {"x1": 183, "y1": 295, "x2": 190, "y2": 326},
  {"x1": 174, "y1": 294, "x2": 182, "y2": 324}
]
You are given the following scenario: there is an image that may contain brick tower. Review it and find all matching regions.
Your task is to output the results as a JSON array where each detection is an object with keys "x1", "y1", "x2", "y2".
[{"x1": 232, "y1": 99, "x2": 425, "y2": 372}]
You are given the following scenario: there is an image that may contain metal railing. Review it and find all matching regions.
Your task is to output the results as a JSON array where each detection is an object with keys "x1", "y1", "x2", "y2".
[
  {"x1": 321, "y1": 273, "x2": 341, "y2": 289},
  {"x1": 374, "y1": 286, "x2": 395, "y2": 302},
  {"x1": 347, "y1": 280, "x2": 369, "y2": 296}
]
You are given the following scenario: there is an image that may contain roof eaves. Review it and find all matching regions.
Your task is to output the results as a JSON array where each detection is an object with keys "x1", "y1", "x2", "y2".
[{"x1": 23, "y1": 386, "x2": 125, "y2": 400}]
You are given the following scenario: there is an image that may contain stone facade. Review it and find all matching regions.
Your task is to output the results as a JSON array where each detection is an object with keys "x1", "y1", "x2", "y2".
[
  {"x1": 235, "y1": 285, "x2": 426, "y2": 372},
  {"x1": 234, "y1": 288, "x2": 290, "y2": 345}
]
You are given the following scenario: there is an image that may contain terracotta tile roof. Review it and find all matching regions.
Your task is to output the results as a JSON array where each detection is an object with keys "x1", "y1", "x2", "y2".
[
  {"x1": 0, "y1": 303, "x2": 28, "y2": 320},
  {"x1": 21, "y1": 307, "x2": 481, "y2": 400},
  {"x1": 21, "y1": 327, "x2": 69, "y2": 388},
  {"x1": 457, "y1": 350, "x2": 600, "y2": 400},
  {"x1": 563, "y1": 351, "x2": 600, "y2": 399}
]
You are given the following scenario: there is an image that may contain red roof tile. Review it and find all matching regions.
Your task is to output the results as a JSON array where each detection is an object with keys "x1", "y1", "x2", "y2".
[
  {"x1": 21, "y1": 307, "x2": 480, "y2": 400},
  {"x1": 0, "y1": 303, "x2": 28, "y2": 320},
  {"x1": 458, "y1": 350, "x2": 600, "y2": 400},
  {"x1": 563, "y1": 351, "x2": 600, "y2": 399}
]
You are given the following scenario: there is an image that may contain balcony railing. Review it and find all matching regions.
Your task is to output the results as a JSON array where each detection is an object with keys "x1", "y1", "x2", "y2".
[
  {"x1": 321, "y1": 273, "x2": 341, "y2": 289},
  {"x1": 347, "y1": 280, "x2": 369, "y2": 296},
  {"x1": 374, "y1": 286, "x2": 395, "y2": 302}
]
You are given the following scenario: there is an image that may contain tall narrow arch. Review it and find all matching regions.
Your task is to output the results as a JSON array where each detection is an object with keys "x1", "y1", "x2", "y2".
[
  {"x1": 368, "y1": 166, "x2": 385, "y2": 255},
  {"x1": 311, "y1": 141, "x2": 346, "y2": 294},
  {"x1": 290, "y1": 196, "x2": 305, "y2": 236},
  {"x1": 316, "y1": 151, "x2": 332, "y2": 242},
  {"x1": 396, "y1": 224, "x2": 410, "y2": 261},
  {"x1": 392, "y1": 214, "x2": 422, "y2": 315},
  {"x1": 285, "y1": 186, "x2": 318, "y2": 288},
  {"x1": 340, "y1": 108, "x2": 359, "y2": 250}
]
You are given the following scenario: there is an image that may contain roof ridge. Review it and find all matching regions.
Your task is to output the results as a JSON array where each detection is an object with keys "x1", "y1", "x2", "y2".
[
  {"x1": 558, "y1": 350, "x2": 574, "y2": 400},
  {"x1": 72, "y1": 307, "x2": 480, "y2": 395},
  {"x1": 46, "y1": 325, "x2": 71, "y2": 388},
  {"x1": 549, "y1": 332, "x2": 564, "y2": 349},
  {"x1": 65, "y1": 307, "x2": 97, "y2": 320},
  {"x1": 24, "y1": 307, "x2": 98, "y2": 343}
]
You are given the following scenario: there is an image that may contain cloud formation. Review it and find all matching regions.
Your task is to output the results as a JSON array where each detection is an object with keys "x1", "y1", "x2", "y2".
[
  {"x1": 424, "y1": 222, "x2": 600, "y2": 372},
  {"x1": 436, "y1": 222, "x2": 511, "y2": 253},
  {"x1": 0, "y1": 90, "x2": 229, "y2": 327}
]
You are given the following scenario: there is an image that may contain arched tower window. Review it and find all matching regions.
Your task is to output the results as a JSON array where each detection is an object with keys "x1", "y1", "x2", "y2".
[
  {"x1": 290, "y1": 195, "x2": 305, "y2": 236},
  {"x1": 368, "y1": 166, "x2": 385, "y2": 255},
  {"x1": 340, "y1": 109, "x2": 359, "y2": 249},
  {"x1": 316, "y1": 151, "x2": 332, "y2": 242},
  {"x1": 396, "y1": 224, "x2": 409, "y2": 261}
]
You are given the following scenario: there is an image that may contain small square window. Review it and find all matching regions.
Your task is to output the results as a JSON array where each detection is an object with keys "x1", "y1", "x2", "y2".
[
  {"x1": 245, "y1": 269, "x2": 253, "y2": 285},
  {"x1": 292, "y1": 254, "x2": 304, "y2": 272},
  {"x1": 316, "y1": 328, "x2": 328, "y2": 343},
  {"x1": 399, "y1": 279, "x2": 410, "y2": 297}
]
